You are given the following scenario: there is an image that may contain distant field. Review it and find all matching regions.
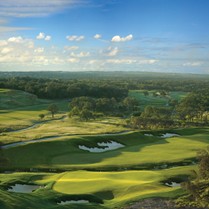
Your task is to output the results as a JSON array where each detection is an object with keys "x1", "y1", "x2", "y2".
[{"x1": 129, "y1": 90, "x2": 187, "y2": 108}]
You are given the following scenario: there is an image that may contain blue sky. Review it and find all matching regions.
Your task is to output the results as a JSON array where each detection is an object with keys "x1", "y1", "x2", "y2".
[{"x1": 0, "y1": 0, "x2": 209, "y2": 73}]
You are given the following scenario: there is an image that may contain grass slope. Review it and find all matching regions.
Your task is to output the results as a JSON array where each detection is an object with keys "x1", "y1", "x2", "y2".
[{"x1": 2, "y1": 128, "x2": 209, "y2": 170}]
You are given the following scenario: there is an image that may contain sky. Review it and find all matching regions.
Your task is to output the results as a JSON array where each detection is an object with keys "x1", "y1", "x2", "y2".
[{"x1": 0, "y1": 0, "x2": 209, "y2": 73}]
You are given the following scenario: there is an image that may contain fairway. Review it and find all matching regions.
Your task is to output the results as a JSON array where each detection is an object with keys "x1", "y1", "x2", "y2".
[
  {"x1": 52, "y1": 168, "x2": 188, "y2": 207},
  {"x1": 2, "y1": 128, "x2": 209, "y2": 170},
  {"x1": 129, "y1": 90, "x2": 187, "y2": 109}
]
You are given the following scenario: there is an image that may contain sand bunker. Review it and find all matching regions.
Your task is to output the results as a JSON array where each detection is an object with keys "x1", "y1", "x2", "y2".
[
  {"x1": 79, "y1": 141, "x2": 124, "y2": 153},
  {"x1": 165, "y1": 182, "x2": 181, "y2": 187},
  {"x1": 144, "y1": 134, "x2": 154, "y2": 137},
  {"x1": 58, "y1": 200, "x2": 90, "y2": 205},
  {"x1": 160, "y1": 133, "x2": 180, "y2": 138}
]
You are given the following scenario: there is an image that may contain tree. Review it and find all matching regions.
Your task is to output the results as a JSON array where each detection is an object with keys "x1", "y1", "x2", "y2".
[
  {"x1": 197, "y1": 146, "x2": 209, "y2": 180},
  {"x1": 143, "y1": 91, "x2": 149, "y2": 96},
  {"x1": 48, "y1": 104, "x2": 58, "y2": 118},
  {"x1": 80, "y1": 108, "x2": 94, "y2": 121},
  {"x1": 178, "y1": 147, "x2": 209, "y2": 208},
  {"x1": 0, "y1": 143, "x2": 8, "y2": 167},
  {"x1": 39, "y1": 113, "x2": 45, "y2": 120}
]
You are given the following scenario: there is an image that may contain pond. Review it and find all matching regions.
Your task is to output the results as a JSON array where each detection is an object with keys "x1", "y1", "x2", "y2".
[
  {"x1": 79, "y1": 141, "x2": 124, "y2": 153},
  {"x1": 8, "y1": 184, "x2": 41, "y2": 193}
]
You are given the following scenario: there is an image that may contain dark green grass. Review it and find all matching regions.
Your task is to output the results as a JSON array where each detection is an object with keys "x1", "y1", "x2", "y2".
[{"x1": 129, "y1": 90, "x2": 187, "y2": 109}]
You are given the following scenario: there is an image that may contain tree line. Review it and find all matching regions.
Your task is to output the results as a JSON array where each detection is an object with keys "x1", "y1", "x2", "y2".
[
  {"x1": 1, "y1": 77, "x2": 209, "y2": 100},
  {"x1": 129, "y1": 90, "x2": 209, "y2": 129}
]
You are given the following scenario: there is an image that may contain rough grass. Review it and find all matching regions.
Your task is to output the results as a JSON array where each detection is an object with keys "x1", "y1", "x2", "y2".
[{"x1": 0, "y1": 116, "x2": 128, "y2": 144}]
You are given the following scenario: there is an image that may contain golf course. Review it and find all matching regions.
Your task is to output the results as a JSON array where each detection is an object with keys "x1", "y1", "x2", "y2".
[{"x1": 0, "y1": 73, "x2": 209, "y2": 209}]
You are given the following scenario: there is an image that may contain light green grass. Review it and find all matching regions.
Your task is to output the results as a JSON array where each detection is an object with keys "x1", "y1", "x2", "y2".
[
  {"x1": 49, "y1": 166, "x2": 194, "y2": 208},
  {"x1": 0, "y1": 116, "x2": 127, "y2": 144},
  {"x1": 0, "y1": 89, "x2": 69, "y2": 131}
]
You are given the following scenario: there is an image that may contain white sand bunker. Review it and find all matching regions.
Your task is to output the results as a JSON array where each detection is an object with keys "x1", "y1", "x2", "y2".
[
  {"x1": 165, "y1": 182, "x2": 181, "y2": 187},
  {"x1": 160, "y1": 133, "x2": 180, "y2": 138},
  {"x1": 8, "y1": 184, "x2": 41, "y2": 193},
  {"x1": 79, "y1": 141, "x2": 124, "y2": 153},
  {"x1": 144, "y1": 134, "x2": 153, "y2": 137},
  {"x1": 58, "y1": 200, "x2": 89, "y2": 205}
]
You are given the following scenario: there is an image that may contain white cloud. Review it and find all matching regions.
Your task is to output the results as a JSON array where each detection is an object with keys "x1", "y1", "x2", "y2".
[
  {"x1": 183, "y1": 62, "x2": 202, "y2": 67},
  {"x1": 0, "y1": 40, "x2": 8, "y2": 47},
  {"x1": 94, "y1": 34, "x2": 102, "y2": 39},
  {"x1": 138, "y1": 59, "x2": 159, "y2": 64},
  {"x1": 70, "y1": 51, "x2": 90, "y2": 58},
  {"x1": 34, "y1": 47, "x2": 44, "y2": 53},
  {"x1": 107, "y1": 47, "x2": 119, "y2": 56},
  {"x1": 66, "y1": 35, "x2": 85, "y2": 41},
  {"x1": 45, "y1": 35, "x2": 51, "y2": 41},
  {"x1": 88, "y1": 60, "x2": 98, "y2": 65},
  {"x1": 1, "y1": 47, "x2": 13, "y2": 54},
  {"x1": 111, "y1": 34, "x2": 133, "y2": 42},
  {"x1": 68, "y1": 58, "x2": 79, "y2": 63},
  {"x1": 0, "y1": 0, "x2": 82, "y2": 18},
  {"x1": 32, "y1": 56, "x2": 49, "y2": 65},
  {"x1": 36, "y1": 32, "x2": 51, "y2": 41},
  {"x1": 8, "y1": 36, "x2": 24, "y2": 43},
  {"x1": 64, "y1": 46, "x2": 79, "y2": 51},
  {"x1": 0, "y1": 26, "x2": 31, "y2": 33},
  {"x1": 51, "y1": 57, "x2": 64, "y2": 64},
  {"x1": 36, "y1": 32, "x2": 45, "y2": 40},
  {"x1": 105, "y1": 58, "x2": 158, "y2": 65},
  {"x1": 106, "y1": 59, "x2": 136, "y2": 64}
]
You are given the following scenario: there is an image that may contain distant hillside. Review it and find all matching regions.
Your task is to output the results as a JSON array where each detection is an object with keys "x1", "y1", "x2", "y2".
[
  {"x1": 0, "y1": 89, "x2": 47, "y2": 109},
  {"x1": 1, "y1": 71, "x2": 209, "y2": 80}
]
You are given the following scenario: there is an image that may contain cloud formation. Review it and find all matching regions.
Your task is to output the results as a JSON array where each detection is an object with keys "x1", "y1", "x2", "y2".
[
  {"x1": 66, "y1": 35, "x2": 85, "y2": 41},
  {"x1": 107, "y1": 47, "x2": 119, "y2": 56},
  {"x1": 64, "y1": 46, "x2": 79, "y2": 51},
  {"x1": 94, "y1": 34, "x2": 102, "y2": 39},
  {"x1": 183, "y1": 62, "x2": 202, "y2": 67},
  {"x1": 0, "y1": 0, "x2": 81, "y2": 17},
  {"x1": 111, "y1": 34, "x2": 133, "y2": 42},
  {"x1": 70, "y1": 52, "x2": 90, "y2": 58},
  {"x1": 36, "y1": 32, "x2": 51, "y2": 41}
]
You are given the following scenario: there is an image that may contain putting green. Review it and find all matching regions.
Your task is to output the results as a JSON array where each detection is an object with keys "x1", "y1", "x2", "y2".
[{"x1": 50, "y1": 166, "x2": 193, "y2": 207}]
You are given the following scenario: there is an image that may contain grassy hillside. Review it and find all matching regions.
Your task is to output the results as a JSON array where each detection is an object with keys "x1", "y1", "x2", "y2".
[
  {"x1": 2, "y1": 128, "x2": 209, "y2": 170},
  {"x1": 0, "y1": 88, "x2": 69, "y2": 132}
]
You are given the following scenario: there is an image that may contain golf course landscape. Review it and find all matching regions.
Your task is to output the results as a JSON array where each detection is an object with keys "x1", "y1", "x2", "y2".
[{"x1": 0, "y1": 73, "x2": 209, "y2": 209}]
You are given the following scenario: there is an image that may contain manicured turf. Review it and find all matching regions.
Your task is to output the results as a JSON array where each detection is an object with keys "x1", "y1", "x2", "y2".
[
  {"x1": 0, "y1": 166, "x2": 194, "y2": 209},
  {"x1": 129, "y1": 90, "x2": 187, "y2": 109},
  {"x1": 51, "y1": 166, "x2": 193, "y2": 208},
  {"x1": 3, "y1": 128, "x2": 209, "y2": 170},
  {"x1": 0, "y1": 88, "x2": 208, "y2": 209}
]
